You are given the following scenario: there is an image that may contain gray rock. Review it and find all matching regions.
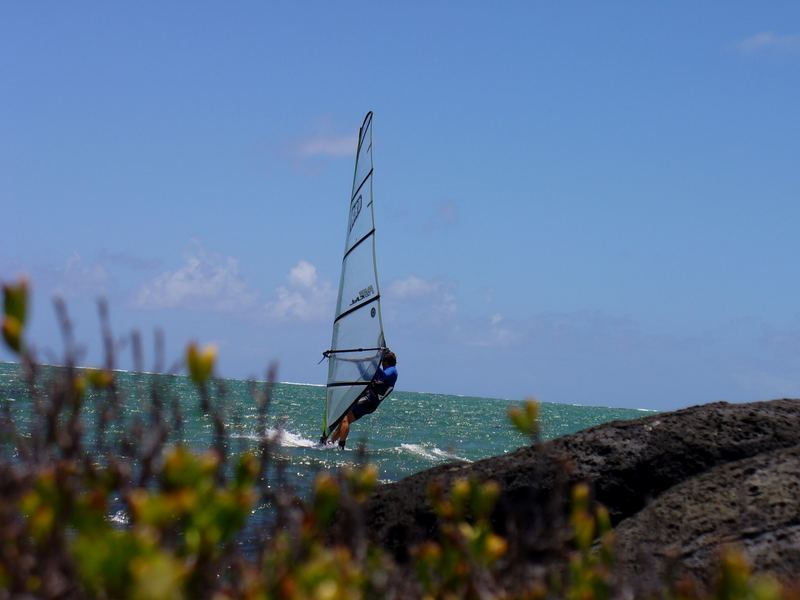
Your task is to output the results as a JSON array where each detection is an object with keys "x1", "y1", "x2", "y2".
[
  {"x1": 363, "y1": 399, "x2": 800, "y2": 568},
  {"x1": 613, "y1": 444, "x2": 800, "y2": 592}
]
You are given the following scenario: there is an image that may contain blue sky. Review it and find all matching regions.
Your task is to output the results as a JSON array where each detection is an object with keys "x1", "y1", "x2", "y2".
[{"x1": 2, "y1": 3, "x2": 799, "y2": 409}]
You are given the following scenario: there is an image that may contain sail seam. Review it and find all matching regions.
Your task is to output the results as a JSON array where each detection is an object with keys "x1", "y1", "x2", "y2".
[
  {"x1": 334, "y1": 294, "x2": 380, "y2": 323},
  {"x1": 351, "y1": 168, "x2": 373, "y2": 201},
  {"x1": 343, "y1": 229, "x2": 375, "y2": 261}
]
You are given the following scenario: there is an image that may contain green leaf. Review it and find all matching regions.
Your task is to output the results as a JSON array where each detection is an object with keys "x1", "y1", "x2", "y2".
[{"x1": 3, "y1": 277, "x2": 28, "y2": 325}]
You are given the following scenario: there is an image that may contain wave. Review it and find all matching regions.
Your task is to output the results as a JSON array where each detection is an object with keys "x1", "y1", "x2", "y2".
[
  {"x1": 399, "y1": 443, "x2": 471, "y2": 464},
  {"x1": 230, "y1": 428, "x2": 317, "y2": 448},
  {"x1": 108, "y1": 510, "x2": 129, "y2": 525}
]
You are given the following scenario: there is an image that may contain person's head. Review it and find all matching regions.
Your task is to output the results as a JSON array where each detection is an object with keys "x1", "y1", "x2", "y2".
[{"x1": 382, "y1": 350, "x2": 397, "y2": 368}]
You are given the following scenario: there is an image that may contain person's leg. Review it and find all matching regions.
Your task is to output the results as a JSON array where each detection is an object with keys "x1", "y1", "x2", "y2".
[
  {"x1": 337, "y1": 391, "x2": 380, "y2": 448},
  {"x1": 335, "y1": 410, "x2": 356, "y2": 448},
  {"x1": 329, "y1": 417, "x2": 345, "y2": 443},
  {"x1": 333, "y1": 410, "x2": 355, "y2": 448}
]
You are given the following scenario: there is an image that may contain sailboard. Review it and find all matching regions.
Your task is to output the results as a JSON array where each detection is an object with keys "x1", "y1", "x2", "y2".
[{"x1": 320, "y1": 112, "x2": 388, "y2": 440}]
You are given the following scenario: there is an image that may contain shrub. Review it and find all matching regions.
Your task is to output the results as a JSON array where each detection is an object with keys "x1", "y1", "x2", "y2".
[{"x1": 0, "y1": 278, "x2": 794, "y2": 599}]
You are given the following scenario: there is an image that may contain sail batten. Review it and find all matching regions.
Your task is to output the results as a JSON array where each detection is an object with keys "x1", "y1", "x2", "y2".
[
  {"x1": 343, "y1": 229, "x2": 375, "y2": 262},
  {"x1": 351, "y1": 168, "x2": 373, "y2": 202},
  {"x1": 334, "y1": 294, "x2": 381, "y2": 324},
  {"x1": 322, "y1": 112, "x2": 386, "y2": 438}
]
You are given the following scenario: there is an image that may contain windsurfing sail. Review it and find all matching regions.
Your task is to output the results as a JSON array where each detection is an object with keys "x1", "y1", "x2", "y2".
[{"x1": 321, "y1": 112, "x2": 387, "y2": 439}]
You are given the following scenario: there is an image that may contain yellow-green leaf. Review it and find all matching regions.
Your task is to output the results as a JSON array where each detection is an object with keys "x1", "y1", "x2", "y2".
[
  {"x1": 186, "y1": 342, "x2": 216, "y2": 385},
  {"x1": 2, "y1": 316, "x2": 22, "y2": 353},
  {"x1": 3, "y1": 277, "x2": 28, "y2": 325}
]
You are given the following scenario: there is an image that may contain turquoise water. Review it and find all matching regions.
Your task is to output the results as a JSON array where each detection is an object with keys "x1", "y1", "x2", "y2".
[{"x1": 0, "y1": 362, "x2": 648, "y2": 491}]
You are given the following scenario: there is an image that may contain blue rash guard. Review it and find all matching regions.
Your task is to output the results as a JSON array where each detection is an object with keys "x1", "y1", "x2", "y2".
[
  {"x1": 351, "y1": 364, "x2": 398, "y2": 420},
  {"x1": 372, "y1": 365, "x2": 398, "y2": 394}
]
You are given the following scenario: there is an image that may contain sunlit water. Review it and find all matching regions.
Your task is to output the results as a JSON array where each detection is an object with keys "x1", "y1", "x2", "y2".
[{"x1": 0, "y1": 362, "x2": 649, "y2": 492}]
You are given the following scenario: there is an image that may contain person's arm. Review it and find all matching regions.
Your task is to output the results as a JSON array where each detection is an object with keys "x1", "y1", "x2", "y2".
[
  {"x1": 335, "y1": 353, "x2": 381, "y2": 381},
  {"x1": 357, "y1": 359, "x2": 382, "y2": 382}
]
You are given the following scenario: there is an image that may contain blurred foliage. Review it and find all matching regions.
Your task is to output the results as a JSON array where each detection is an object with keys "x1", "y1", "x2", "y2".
[
  {"x1": 187, "y1": 342, "x2": 216, "y2": 386},
  {"x1": 508, "y1": 398, "x2": 540, "y2": 443},
  {"x1": 414, "y1": 477, "x2": 506, "y2": 598},
  {"x1": 1, "y1": 278, "x2": 797, "y2": 599},
  {"x1": 1, "y1": 277, "x2": 27, "y2": 353}
]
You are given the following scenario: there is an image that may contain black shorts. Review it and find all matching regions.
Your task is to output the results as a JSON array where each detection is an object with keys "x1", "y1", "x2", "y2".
[{"x1": 351, "y1": 389, "x2": 381, "y2": 420}]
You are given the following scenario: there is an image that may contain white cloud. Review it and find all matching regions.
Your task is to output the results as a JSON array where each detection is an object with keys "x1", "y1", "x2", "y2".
[
  {"x1": 738, "y1": 31, "x2": 800, "y2": 53},
  {"x1": 384, "y1": 275, "x2": 458, "y2": 328},
  {"x1": 387, "y1": 275, "x2": 441, "y2": 299},
  {"x1": 438, "y1": 292, "x2": 458, "y2": 319},
  {"x1": 295, "y1": 133, "x2": 357, "y2": 158},
  {"x1": 134, "y1": 244, "x2": 256, "y2": 312},
  {"x1": 53, "y1": 252, "x2": 111, "y2": 298},
  {"x1": 463, "y1": 313, "x2": 520, "y2": 348},
  {"x1": 289, "y1": 260, "x2": 318, "y2": 288},
  {"x1": 265, "y1": 260, "x2": 334, "y2": 322}
]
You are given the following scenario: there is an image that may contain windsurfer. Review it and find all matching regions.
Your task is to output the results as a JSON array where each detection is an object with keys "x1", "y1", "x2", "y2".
[{"x1": 330, "y1": 350, "x2": 398, "y2": 449}]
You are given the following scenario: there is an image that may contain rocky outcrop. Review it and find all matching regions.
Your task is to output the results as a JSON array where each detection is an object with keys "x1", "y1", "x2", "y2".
[
  {"x1": 613, "y1": 444, "x2": 800, "y2": 591},
  {"x1": 363, "y1": 399, "x2": 800, "y2": 581}
]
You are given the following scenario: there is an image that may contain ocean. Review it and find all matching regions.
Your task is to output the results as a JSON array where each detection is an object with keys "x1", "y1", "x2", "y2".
[{"x1": 0, "y1": 361, "x2": 649, "y2": 493}]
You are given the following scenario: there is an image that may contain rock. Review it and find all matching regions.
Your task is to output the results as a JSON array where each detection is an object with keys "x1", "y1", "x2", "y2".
[
  {"x1": 612, "y1": 444, "x2": 800, "y2": 592},
  {"x1": 363, "y1": 399, "x2": 800, "y2": 566}
]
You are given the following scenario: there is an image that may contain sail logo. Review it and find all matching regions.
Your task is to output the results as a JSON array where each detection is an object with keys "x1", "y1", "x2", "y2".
[
  {"x1": 348, "y1": 195, "x2": 362, "y2": 233},
  {"x1": 350, "y1": 285, "x2": 374, "y2": 306}
]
